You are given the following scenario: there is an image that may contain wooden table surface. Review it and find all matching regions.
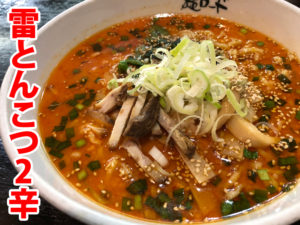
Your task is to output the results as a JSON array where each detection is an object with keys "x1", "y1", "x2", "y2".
[{"x1": 0, "y1": 0, "x2": 299, "y2": 224}]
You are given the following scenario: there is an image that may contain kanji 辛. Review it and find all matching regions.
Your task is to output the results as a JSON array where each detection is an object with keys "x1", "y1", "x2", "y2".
[
  {"x1": 7, "y1": 186, "x2": 40, "y2": 221},
  {"x1": 8, "y1": 8, "x2": 40, "y2": 39}
]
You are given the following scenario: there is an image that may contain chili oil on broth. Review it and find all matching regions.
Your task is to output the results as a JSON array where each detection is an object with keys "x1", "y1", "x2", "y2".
[{"x1": 38, "y1": 14, "x2": 300, "y2": 223}]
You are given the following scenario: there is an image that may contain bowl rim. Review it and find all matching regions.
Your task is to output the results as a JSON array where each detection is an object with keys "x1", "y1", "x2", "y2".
[{"x1": 1, "y1": 0, "x2": 300, "y2": 224}]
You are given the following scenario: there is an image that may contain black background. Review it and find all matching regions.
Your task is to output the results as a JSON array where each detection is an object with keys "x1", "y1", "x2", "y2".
[{"x1": 0, "y1": 0, "x2": 299, "y2": 224}]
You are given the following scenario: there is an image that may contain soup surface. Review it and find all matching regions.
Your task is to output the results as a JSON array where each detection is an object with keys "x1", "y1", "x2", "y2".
[{"x1": 39, "y1": 14, "x2": 300, "y2": 223}]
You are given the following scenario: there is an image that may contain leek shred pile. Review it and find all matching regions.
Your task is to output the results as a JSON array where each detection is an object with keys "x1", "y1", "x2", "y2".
[{"x1": 108, "y1": 37, "x2": 248, "y2": 139}]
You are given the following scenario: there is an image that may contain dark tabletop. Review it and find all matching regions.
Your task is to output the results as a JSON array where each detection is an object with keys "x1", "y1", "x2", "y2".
[{"x1": 0, "y1": 1, "x2": 300, "y2": 225}]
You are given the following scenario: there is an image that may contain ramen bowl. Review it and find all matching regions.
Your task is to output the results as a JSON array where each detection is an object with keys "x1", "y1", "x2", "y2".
[{"x1": 1, "y1": 0, "x2": 300, "y2": 224}]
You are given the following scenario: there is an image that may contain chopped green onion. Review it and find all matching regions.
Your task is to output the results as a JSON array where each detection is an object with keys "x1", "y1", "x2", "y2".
[
  {"x1": 77, "y1": 169, "x2": 88, "y2": 181},
  {"x1": 82, "y1": 99, "x2": 93, "y2": 107},
  {"x1": 45, "y1": 136, "x2": 58, "y2": 148},
  {"x1": 257, "y1": 169, "x2": 270, "y2": 181},
  {"x1": 252, "y1": 189, "x2": 268, "y2": 203},
  {"x1": 74, "y1": 93, "x2": 86, "y2": 100},
  {"x1": 278, "y1": 156, "x2": 298, "y2": 166},
  {"x1": 258, "y1": 114, "x2": 270, "y2": 122},
  {"x1": 122, "y1": 197, "x2": 133, "y2": 211},
  {"x1": 76, "y1": 49, "x2": 85, "y2": 56},
  {"x1": 65, "y1": 127, "x2": 75, "y2": 139},
  {"x1": 145, "y1": 194, "x2": 182, "y2": 221},
  {"x1": 66, "y1": 99, "x2": 77, "y2": 106},
  {"x1": 173, "y1": 188, "x2": 184, "y2": 204},
  {"x1": 83, "y1": 92, "x2": 95, "y2": 106},
  {"x1": 252, "y1": 76, "x2": 259, "y2": 82},
  {"x1": 53, "y1": 125, "x2": 65, "y2": 132},
  {"x1": 256, "y1": 41, "x2": 264, "y2": 47},
  {"x1": 126, "y1": 58, "x2": 143, "y2": 67},
  {"x1": 184, "y1": 200, "x2": 192, "y2": 210},
  {"x1": 265, "y1": 64, "x2": 275, "y2": 71},
  {"x1": 149, "y1": 24, "x2": 169, "y2": 37},
  {"x1": 87, "y1": 160, "x2": 101, "y2": 171},
  {"x1": 118, "y1": 60, "x2": 128, "y2": 73},
  {"x1": 53, "y1": 116, "x2": 68, "y2": 132},
  {"x1": 134, "y1": 195, "x2": 142, "y2": 210},
  {"x1": 247, "y1": 170, "x2": 257, "y2": 182},
  {"x1": 185, "y1": 22, "x2": 194, "y2": 29},
  {"x1": 69, "y1": 108, "x2": 78, "y2": 120},
  {"x1": 89, "y1": 89, "x2": 96, "y2": 96},
  {"x1": 145, "y1": 196, "x2": 156, "y2": 209},
  {"x1": 267, "y1": 185, "x2": 277, "y2": 194},
  {"x1": 56, "y1": 140, "x2": 72, "y2": 151},
  {"x1": 221, "y1": 192, "x2": 250, "y2": 216},
  {"x1": 240, "y1": 27, "x2": 248, "y2": 34},
  {"x1": 221, "y1": 200, "x2": 234, "y2": 216},
  {"x1": 203, "y1": 24, "x2": 210, "y2": 29},
  {"x1": 45, "y1": 137, "x2": 72, "y2": 151},
  {"x1": 60, "y1": 116, "x2": 68, "y2": 125},
  {"x1": 296, "y1": 111, "x2": 300, "y2": 120},
  {"x1": 75, "y1": 103, "x2": 84, "y2": 111},
  {"x1": 48, "y1": 101, "x2": 59, "y2": 110},
  {"x1": 233, "y1": 193, "x2": 250, "y2": 213},
  {"x1": 118, "y1": 58, "x2": 143, "y2": 74},
  {"x1": 256, "y1": 63, "x2": 264, "y2": 70},
  {"x1": 120, "y1": 35, "x2": 129, "y2": 41},
  {"x1": 283, "y1": 64, "x2": 292, "y2": 70},
  {"x1": 243, "y1": 148, "x2": 258, "y2": 160},
  {"x1": 283, "y1": 165, "x2": 299, "y2": 181},
  {"x1": 263, "y1": 100, "x2": 276, "y2": 109},
  {"x1": 211, "y1": 175, "x2": 222, "y2": 186},
  {"x1": 49, "y1": 150, "x2": 64, "y2": 158},
  {"x1": 59, "y1": 160, "x2": 66, "y2": 169},
  {"x1": 157, "y1": 192, "x2": 171, "y2": 203},
  {"x1": 68, "y1": 83, "x2": 77, "y2": 88},
  {"x1": 277, "y1": 74, "x2": 291, "y2": 84},
  {"x1": 75, "y1": 139, "x2": 86, "y2": 148},
  {"x1": 126, "y1": 179, "x2": 147, "y2": 194},
  {"x1": 72, "y1": 68, "x2": 81, "y2": 75},
  {"x1": 92, "y1": 43, "x2": 102, "y2": 52}
]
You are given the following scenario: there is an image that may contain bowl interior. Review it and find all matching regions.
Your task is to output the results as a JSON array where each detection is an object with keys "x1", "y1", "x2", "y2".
[{"x1": 1, "y1": 0, "x2": 300, "y2": 224}]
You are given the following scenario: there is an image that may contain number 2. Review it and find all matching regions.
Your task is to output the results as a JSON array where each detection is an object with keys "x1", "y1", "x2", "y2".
[{"x1": 13, "y1": 158, "x2": 33, "y2": 185}]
